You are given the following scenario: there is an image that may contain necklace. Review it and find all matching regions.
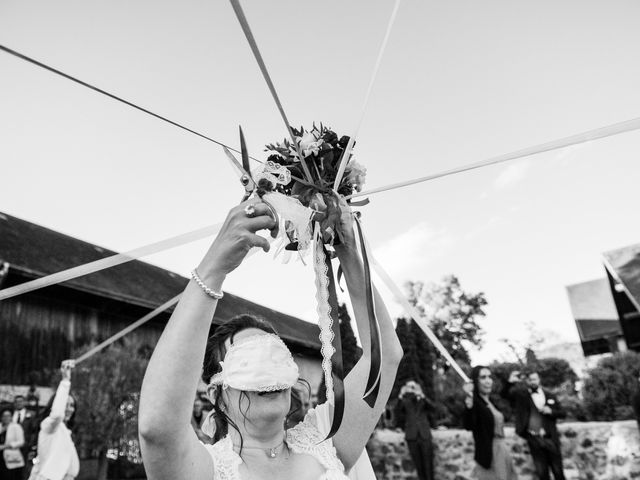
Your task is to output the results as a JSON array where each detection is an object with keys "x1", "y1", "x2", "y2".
[{"x1": 234, "y1": 438, "x2": 288, "y2": 459}]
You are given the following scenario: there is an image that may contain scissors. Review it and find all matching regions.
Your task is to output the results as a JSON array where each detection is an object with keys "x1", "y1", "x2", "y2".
[{"x1": 223, "y1": 126, "x2": 256, "y2": 202}]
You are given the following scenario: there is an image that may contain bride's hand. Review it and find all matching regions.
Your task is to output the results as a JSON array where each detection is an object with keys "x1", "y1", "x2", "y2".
[{"x1": 197, "y1": 199, "x2": 277, "y2": 281}]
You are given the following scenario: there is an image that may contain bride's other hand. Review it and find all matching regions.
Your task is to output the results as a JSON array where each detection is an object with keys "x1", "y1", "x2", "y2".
[{"x1": 197, "y1": 199, "x2": 277, "y2": 281}]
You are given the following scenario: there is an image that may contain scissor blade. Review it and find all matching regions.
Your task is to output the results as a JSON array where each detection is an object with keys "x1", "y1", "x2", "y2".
[
  {"x1": 239, "y1": 126, "x2": 251, "y2": 177},
  {"x1": 223, "y1": 146, "x2": 245, "y2": 177}
]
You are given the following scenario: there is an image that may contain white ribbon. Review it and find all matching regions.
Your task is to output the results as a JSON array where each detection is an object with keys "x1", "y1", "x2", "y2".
[
  {"x1": 350, "y1": 116, "x2": 640, "y2": 199},
  {"x1": 0, "y1": 222, "x2": 224, "y2": 301}
]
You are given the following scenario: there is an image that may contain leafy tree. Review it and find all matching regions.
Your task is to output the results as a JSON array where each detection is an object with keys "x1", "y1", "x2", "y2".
[
  {"x1": 405, "y1": 275, "x2": 487, "y2": 365},
  {"x1": 338, "y1": 303, "x2": 361, "y2": 376},
  {"x1": 71, "y1": 341, "x2": 149, "y2": 480},
  {"x1": 582, "y1": 351, "x2": 640, "y2": 421},
  {"x1": 391, "y1": 318, "x2": 435, "y2": 400},
  {"x1": 535, "y1": 357, "x2": 578, "y2": 390}
]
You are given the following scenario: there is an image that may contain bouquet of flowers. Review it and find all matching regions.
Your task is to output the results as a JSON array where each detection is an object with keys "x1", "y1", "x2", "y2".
[{"x1": 256, "y1": 124, "x2": 366, "y2": 253}]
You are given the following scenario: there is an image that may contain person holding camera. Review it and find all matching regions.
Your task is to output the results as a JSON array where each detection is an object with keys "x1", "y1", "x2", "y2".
[
  {"x1": 505, "y1": 369, "x2": 566, "y2": 480},
  {"x1": 395, "y1": 381, "x2": 435, "y2": 480}
]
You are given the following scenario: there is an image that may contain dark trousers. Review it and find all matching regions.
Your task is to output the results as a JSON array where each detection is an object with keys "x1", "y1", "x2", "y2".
[
  {"x1": 527, "y1": 436, "x2": 565, "y2": 480},
  {"x1": 407, "y1": 437, "x2": 434, "y2": 480}
]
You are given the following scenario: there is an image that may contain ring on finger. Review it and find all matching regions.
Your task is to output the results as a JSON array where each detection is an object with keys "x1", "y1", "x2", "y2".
[
  {"x1": 244, "y1": 204, "x2": 256, "y2": 217},
  {"x1": 261, "y1": 200, "x2": 278, "y2": 223}
]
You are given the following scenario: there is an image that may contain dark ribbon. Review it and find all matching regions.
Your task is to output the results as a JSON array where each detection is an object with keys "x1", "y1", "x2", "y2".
[
  {"x1": 354, "y1": 216, "x2": 382, "y2": 407},
  {"x1": 322, "y1": 242, "x2": 345, "y2": 439},
  {"x1": 0, "y1": 45, "x2": 246, "y2": 157}
]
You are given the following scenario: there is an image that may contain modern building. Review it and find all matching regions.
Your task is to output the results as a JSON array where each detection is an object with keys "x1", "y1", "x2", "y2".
[{"x1": 566, "y1": 242, "x2": 640, "y2": 356}]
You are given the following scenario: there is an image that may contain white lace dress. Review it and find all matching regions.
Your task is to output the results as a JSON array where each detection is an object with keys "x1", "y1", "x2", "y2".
[{"x1": 202, "y1": 403, "x2": 375, "y2": 480}]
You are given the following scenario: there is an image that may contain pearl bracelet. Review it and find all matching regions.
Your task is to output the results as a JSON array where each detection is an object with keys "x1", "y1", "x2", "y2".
[{"x1": 191, "y1": 269, "x2": 224, "y2": 300}]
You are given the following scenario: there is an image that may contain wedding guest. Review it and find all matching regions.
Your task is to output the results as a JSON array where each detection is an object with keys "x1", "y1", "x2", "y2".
[
  {"x1": 139, "y1": 199, "x2": 403, "y2": 480},
  {"x1": 29, "y1": 361, "x2": 79, "y2": 480},
  {"x1": 191, "y1": 397, "x2": 209, "y2": 443},
  {"x1": 395, "y1": 381, "x2": 435, "y2": 480},
  {"x1": 25, "y1": 388, "x2": 40, "y2": 414},
  {"x1": 0, "y1": 408, "x2": 25, "y2": 480},
  {"x1": 506, "y1": 370, "x2": 566, "y2": 480},
  {"x1": 463, "y1": 366, "x2": 517, "y2": 480},
  {"x1": 11, "y1": 397, "x2": 35, "y2": 479}
]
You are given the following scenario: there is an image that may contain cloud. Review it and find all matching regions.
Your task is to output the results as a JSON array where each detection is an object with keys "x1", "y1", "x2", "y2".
[
  {"x1": 372, "y1": 222, "x2": 453, "y2": 281},
  {"x1": 493, "y1": 160, "x2": 530, "y2": 190},
  {"x1": 555, "y1": 142, "x2": 589, "y2": 164}
]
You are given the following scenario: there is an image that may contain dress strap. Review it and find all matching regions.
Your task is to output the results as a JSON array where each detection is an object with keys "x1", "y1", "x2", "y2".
[
  {"x1": 202, "y1": 436, "x2": 242, "y2": 480},
  {"x1": 286, "y1": 408, "x2": 346, "y2": 476}
]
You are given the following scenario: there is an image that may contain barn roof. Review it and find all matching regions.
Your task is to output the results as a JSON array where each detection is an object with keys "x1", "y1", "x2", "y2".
[{"x1": 0, "y1": 211, "x2": 321, "y2": 351}]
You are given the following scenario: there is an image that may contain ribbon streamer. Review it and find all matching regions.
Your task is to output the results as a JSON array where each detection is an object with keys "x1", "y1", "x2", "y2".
[
  {"x1": 75, "y1": 294, "x2": 181, "y2": 364},
  {"x1": 0, "y1": 45, "x2": 254, "y2": 160},
  {"x1": 312, "y1": 226, "x2": 345, "y2": 438},
  {"x1": 0, "y1": 222, "x2": 223, "y2": 301},
  {"x1": 333, "y1": 0, "x2": 402, "y2": 191},
  {"x1": 228, "y1": 0, "x2": 313, "y2": 182},
  {"x1": 72, "y1": 246, "x2": 262, "y2": 364},
  {"x1": 349, "y1": 116, "x2": 640, "y2": 199},
  {"x1": 322, "y1": 243, "x2": 345, "y2": 439},
  {"x1": 353, "y1": 217, "x2": 382, "y2": 406},
  {"x1": 368, "y1": 254, "x2": 471, "y2": 384}
]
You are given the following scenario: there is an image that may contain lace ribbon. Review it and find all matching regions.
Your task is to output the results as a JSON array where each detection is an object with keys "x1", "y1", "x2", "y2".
[{"x1": 313, "y1": 224, "x2": 345, "y2": 439}]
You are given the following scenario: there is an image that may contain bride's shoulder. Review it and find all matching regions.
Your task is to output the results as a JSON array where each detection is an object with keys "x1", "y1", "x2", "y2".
[{"x1": 201, "y1": 436, "x2": 242, "y2": 480}]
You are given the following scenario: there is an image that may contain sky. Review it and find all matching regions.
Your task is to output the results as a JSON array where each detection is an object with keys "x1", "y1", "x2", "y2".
[{"x1": 1, "y1": 0, "x2": 640, "y2": 364}]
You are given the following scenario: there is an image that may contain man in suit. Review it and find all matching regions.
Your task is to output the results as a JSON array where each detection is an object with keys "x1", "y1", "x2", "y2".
[
  {"x1": 395, "y1": 381, "x2": 435, "y2": 480},
  {"x1": 506, "y1": 370, "x2": 566, "y2": 480},
  {"x1": 12, "y1": 395, "x2": 38, "y2": 479}
]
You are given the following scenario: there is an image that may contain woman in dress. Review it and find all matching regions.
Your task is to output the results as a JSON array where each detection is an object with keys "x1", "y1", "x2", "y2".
[
  {"x1": 463, "y1": 366, "x2": 517, "y2": 480},
  {"x1": 0, "y1": 408, "x2": 25, "y2": 480},
  {"x1": 29, "y1": 361, "x2": 80, "y2": 480},
  {"x1": 139, "y1": 199, "x2": 404, "y2": 480}
]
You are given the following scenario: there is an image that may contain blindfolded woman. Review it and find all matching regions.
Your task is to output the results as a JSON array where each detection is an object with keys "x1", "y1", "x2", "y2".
[{"x1": 139, "y1": 199, "x2": 403, "y2": 480}]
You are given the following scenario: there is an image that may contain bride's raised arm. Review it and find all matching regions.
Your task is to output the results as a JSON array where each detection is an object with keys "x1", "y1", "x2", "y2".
[
  {"x1": 331, "y1": 208, "x2": 404, "y2": 471},
  {"x1": 138, "y1": 200, "x2": 276, "y2": 480}
]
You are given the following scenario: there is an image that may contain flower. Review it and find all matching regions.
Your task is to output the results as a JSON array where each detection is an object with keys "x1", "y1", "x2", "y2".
[
  {"x1": 298, "y1": 130, "x2": 323, "y2": 157},
  {"x1": 345, "y1": 160, "x2": 367, "y2": 191},
  {"x1": 262, "y1": 123, "x2": 367, "y2": 250},
  {"x1": 322, "y1": 130, "x2": 338, "y2": 145}
]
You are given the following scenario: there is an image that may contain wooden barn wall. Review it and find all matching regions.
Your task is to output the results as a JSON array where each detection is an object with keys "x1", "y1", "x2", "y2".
[{"x1": 0, "y1": 293, "x2": 164, "y2": 384}]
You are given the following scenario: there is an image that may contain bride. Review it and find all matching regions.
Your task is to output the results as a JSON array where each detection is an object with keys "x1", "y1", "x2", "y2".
[{"x1": 139, "y1": 198, "x2": 403, "y2": 480}]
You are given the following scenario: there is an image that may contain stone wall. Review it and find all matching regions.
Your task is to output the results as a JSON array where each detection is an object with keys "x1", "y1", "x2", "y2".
[{"x1": 366, "y1": 421, "x2": 640, "y2": 480}]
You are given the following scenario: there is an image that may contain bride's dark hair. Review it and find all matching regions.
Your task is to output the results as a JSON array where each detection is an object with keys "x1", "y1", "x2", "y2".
[{"x1": 202, "y1": 314, "x2": 308, "y2": 450}]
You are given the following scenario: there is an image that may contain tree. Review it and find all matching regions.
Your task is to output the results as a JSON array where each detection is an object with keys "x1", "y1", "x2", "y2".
[
  {"x1": 582, "y1": 351, "x2": 640, "y2": 421},
  {"x1": 71, "y1": 341, "x2": 149, "y2": 480},
  {"x1": 391, "y1": 318, "x2": 435, "y2": 400},
  {"x1": 405, "y1": 275, "x2": 487, "y2": 365},
  {"x1": 338, "y1": 303, "x2": 361, "y2": 376},
  {"x1": 535, "y1": 358, "x2": 577, "y2": 390}
]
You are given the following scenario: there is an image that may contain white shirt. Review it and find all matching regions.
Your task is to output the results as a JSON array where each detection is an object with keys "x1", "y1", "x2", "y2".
[
  {"x1": 530, "y1": 388, "x2": 546, "y2": 411},
  {"x1": 12, "y1": 409, "x2": 26, "y2": 424}
]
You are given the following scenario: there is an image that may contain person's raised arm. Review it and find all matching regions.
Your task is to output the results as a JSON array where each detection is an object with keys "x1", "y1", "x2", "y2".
[
  {"x1": 331, "y1": 205, "x2": 404, "y2": 471},
  {"x1": 41, "y1": 360, "x2": 74, "y2": 435},
  {"x1": 138, "y1": 200, "x2": 276, "y2": 480}
]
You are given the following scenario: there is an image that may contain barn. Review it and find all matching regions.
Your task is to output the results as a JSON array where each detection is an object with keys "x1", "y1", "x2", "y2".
[{"x1": 0, "y1": 211, "x2": 323, "y2": 396}]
